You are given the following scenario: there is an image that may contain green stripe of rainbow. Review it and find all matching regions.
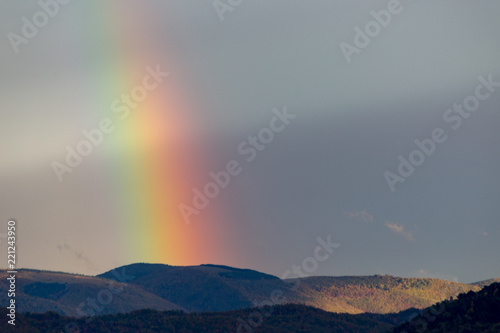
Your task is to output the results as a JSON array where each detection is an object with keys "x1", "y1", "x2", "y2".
[{"x1": 77, "y1": 2, "x2": 233, "y2": 267}]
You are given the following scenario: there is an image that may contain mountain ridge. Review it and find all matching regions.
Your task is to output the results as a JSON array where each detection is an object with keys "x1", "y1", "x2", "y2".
[
  {"x1": 4, "y1": 284, "x2": 498, "y2": 332},
  {"x1": 2, "y1": 263, "x2": 497, "y2": 317}
]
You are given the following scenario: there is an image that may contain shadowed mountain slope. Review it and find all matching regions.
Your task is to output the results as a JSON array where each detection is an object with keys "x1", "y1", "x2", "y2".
[
  {"x1": 98, "y1": 263, "x2": 284, "y2": 312},
  {"x1": 99, "y1": 264, "x2": 481, "y2": 314},
  {"x1": 1, "y1": 264, "x2": 489, "y2": 317},
  {"x1": 0, "y1": 269, "x2": 183, "y2": 317},
  {"x1": 393, "y1": 282, "x2": 500, "y2": 332},
  {"x1": 0, "y1": 304, "x2": 414, "y2": 333}
]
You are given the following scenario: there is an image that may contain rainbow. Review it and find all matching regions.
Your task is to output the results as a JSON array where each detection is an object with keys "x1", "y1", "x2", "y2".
[{"x1": 78, "y1": 2, "x2": 234, "y2": 267}]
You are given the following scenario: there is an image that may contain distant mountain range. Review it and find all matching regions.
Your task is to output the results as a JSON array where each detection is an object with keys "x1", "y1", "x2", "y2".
[
  {"x1": 0, "y1": 268, "x2": 183, "y2": 317},
  {"x1": 0, "y1": 263, "x2": 496, "y2": 317},
  {"x1": 2, "y1": 283, "x2": 499, "y2": 332},
  {"x1": 470, "y1": 277, "x2": 500, "y2": 289}
]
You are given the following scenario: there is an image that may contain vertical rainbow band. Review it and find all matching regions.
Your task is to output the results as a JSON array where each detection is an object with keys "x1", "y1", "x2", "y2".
[{"x1": 78, "y1": 2, "x2": 232, "y2": 267}]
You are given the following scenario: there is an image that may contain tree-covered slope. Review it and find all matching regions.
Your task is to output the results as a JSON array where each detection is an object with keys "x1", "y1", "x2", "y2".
[{"x1": 393, "y1": 282, "x2": 500, "y2": 333}]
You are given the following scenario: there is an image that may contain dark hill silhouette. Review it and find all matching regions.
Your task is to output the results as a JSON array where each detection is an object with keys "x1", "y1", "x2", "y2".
[
  {"x1": 393, "y1": 282, "x2": 500, "y2": 332},
  {"x1": 0, "y1": 304, "x2": 413, "y2": 333},
  {"x1": 98, "y1": 263, "x2": 286, "y2": 312}
]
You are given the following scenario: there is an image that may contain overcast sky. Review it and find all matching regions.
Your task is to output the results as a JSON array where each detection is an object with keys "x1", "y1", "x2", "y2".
[{"x1": 1, "y1": 0, "x2": 499, "y2": 283}]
